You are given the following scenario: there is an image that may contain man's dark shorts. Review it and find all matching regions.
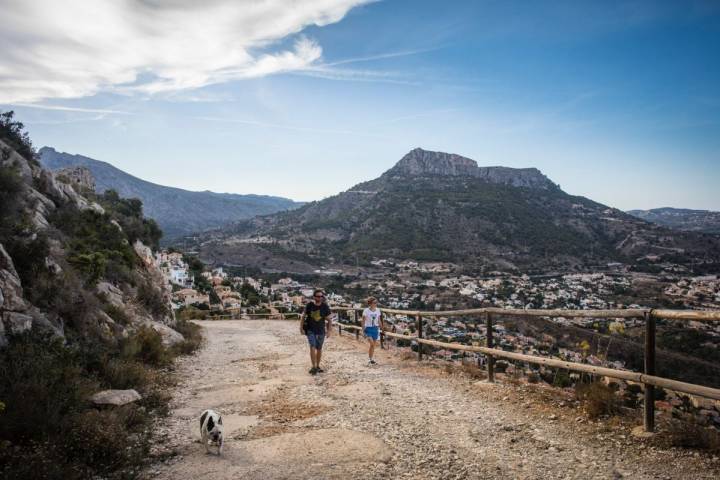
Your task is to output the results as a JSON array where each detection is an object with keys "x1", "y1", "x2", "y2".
[{"x1": 307, "y1": 332, "x2": 325, "y2": 350}]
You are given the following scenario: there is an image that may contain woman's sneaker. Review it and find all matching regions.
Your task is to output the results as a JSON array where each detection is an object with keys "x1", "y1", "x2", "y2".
[{"x1": 368, "y1": 359, "x2": 377, "y2": 365}]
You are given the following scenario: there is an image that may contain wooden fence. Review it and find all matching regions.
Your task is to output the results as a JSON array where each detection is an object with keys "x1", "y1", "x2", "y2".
[{"x1": 331, "y1": 306, "x2": 720, "y2": 433}]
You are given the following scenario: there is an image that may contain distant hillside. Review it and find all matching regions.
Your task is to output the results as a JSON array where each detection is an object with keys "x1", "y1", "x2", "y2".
[
  {"x1": 200, "y1": 148, "x2": 720, "y2": 274},
  {"x1": 627, "y1": 207, "x2": 720, "y2": 235},
  {"x1": 39, "y1": 147, "x2": 302, "y2": 240}
]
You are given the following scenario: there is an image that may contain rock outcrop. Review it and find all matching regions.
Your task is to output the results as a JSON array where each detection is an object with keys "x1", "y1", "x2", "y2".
[
  {"x1": 390, "y1": 147, "x2": 558, "y2": 190},
  {"x1": 0, "y1": 137, "x2": 179, "y2": 347},
  {"x1": 55, "y1": 165, "x2": 95, "y2": 192}
]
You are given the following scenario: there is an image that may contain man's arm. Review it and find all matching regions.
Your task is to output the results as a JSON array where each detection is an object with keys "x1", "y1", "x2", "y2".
[
  {"x1": 300, "y1": 310, "x2": 306, "y2": 334},
  {"x1": 324, "y1": 308, "x2": 333, "y2": 336}
]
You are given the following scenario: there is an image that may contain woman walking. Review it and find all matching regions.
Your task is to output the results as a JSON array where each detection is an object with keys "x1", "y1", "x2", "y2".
[{"x1": 362, "y1": 296, "x2": 383, "y2": 365}]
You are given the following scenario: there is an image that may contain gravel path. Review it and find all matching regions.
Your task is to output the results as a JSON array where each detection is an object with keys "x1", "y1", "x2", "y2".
[{"x1": 143, "y1": 320, "x2": 719, "y2": 479}]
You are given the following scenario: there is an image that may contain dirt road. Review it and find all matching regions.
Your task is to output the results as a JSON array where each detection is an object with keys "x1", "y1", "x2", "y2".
[{"x1": 144, "y1": 320, "x2": 719, "y2": 479}]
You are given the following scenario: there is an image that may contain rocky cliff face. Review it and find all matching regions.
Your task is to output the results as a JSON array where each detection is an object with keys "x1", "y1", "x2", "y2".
[
  {"x1": 0, "y1": 138, "x2": 179, "y2": 347},
  {"x1": 388, "y1": 148, "x2": 558, "y2": 190}
]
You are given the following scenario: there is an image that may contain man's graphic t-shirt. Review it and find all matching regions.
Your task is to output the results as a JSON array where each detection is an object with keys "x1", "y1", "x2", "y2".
[{"x1": 304, "y1": 302, "x2": 331, "y2": 334}]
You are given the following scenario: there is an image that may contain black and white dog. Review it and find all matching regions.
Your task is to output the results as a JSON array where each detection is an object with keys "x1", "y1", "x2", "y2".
[{"x1": 199, "y1": 409, "x2": 224, "y2": 455}]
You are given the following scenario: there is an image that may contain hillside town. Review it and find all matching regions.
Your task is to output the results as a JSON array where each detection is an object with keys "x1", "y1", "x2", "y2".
[{"x1": 155, "y1": 250, "x2": 720, "y2": 359}]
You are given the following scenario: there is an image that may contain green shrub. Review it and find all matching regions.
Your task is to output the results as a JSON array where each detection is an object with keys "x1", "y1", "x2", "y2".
[
  {"x1": 61, "y1": 407, "x2": 150, "y2": 473},
  {"x1": 172, "y1": 320, "x2": 204, "y2": 355},
  {"x1": 121, "y1": 326, "x2": 171, "y2": 367},
  {"x1": 50, "y1": 204, "x2": 138, "y2": 286},
  {"x1": 101, "y1": 358, "x2": 154, "y2": 390},
  {"x1": 0, "y1": 166, "x2": 23, "y2": 223},
  {"x1": 96, "y1": 190, "x2": 163, "y2": 250},
  {"x1": 68, "y1": 251, "x2": 108, "y2": 285},
  {"x1": 0, "y1": 332, "x2": 97, "y2": 442},
  {"x1": 103, "y1": 303, "x2": 131, "y2": 325},
  {"x1": 666, "y1": 418, "x2": 720, "y2": 452},
  {"x1": 137, "y1": 279, "x2": 169, "y2": 318},
  {"x1": 552, "y1": 370, "x2": 573, "y2": 388},
  {"x1": 0, "y1": 110, "x2": 37, "y2": 165}
]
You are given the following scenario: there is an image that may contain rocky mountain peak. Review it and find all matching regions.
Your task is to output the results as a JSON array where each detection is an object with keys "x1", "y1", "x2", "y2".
[
  {"x1": 393, "y1": 148, "x2": 479, "y2": 176},
  {"x1": 388, "y1": 148, "x2": 557, "y2": 190}
]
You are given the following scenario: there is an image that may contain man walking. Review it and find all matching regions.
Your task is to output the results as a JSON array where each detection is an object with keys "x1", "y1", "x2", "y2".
[{"x1": 301, "y1": 289, "x2": 332, "y2": 375}]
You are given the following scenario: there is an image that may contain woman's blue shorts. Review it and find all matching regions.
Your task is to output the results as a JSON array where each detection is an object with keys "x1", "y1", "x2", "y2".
[{"x1": 364, "y1": 326, "x2": 380, "y2": 341}]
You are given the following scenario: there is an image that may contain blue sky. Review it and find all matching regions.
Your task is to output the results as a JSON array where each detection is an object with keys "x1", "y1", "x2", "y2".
[{"x1": 2, "y1": 0, "x2": 719, "y2": 210}]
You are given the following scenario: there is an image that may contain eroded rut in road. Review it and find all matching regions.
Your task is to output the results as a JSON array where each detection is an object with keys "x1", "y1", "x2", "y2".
[{"x1": 144, "y1": 320, "x2": 719, "y2": 480}]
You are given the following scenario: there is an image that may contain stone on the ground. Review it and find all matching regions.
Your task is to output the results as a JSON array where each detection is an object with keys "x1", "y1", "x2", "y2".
[
  {"x1": 631, "y1": 425, "x2": 655, "y2": 439},
  {"x1": 91, "y1": 389, "x2": 142, "y2": 406}
]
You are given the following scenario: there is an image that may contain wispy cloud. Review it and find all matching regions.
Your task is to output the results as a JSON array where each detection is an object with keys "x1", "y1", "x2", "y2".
[
  {"x1": 289, "y1": 48, "x2": 433, "y2": 85},
  {"x1": 22, "y1": 114, "x2": 110, "y2": 126},
  {"x1": 292, "y1": 65, "x2": 419, "y2": 85},
  {"x1": 323, "y1": 48, "x2": 436, "y2": 67},
  {"x1": 8, "y1": 103, "x2": 132, "y2": 115},
  {"x1": 0, "y1": 0, "x2": 373, "y2": 103}
]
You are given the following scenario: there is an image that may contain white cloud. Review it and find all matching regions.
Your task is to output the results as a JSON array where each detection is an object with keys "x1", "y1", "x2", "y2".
[{"x1": 0, "y1": 0, "x2": 372, "y2": 103}]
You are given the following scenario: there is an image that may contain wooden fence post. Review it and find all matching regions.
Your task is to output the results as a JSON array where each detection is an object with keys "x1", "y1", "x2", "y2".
[
  {"x1": 354, "y1": 310, "x2": 359, "y2": 340},
  {"x1": 486, "y1": 312, "x2": 495, "y2": 383},
  {"x1": 416, "y1": 314, "x2": 423, "y2": 361},
  {"x1": 644, "y1": 310, "x2": 656, "y2": 432}
]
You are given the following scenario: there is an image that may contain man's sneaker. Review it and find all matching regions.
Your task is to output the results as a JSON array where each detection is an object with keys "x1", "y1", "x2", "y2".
[
  {"x1": 317, "y1": 367, "x2": 325, "y2": 373},
  {"x1": 370, "y1": 359, "x2": 377, "y2": 365},
  {"x1": 309, "y1": 367, "x2": 318, "y2": 375}
]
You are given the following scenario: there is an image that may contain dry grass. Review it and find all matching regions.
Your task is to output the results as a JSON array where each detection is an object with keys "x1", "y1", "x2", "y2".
[
  {"x1": 575, "y1": 381, "x2": 621, "y2": 419},
  {"x1": 665, "y1": 418, "x2": 720, "y2": 452},
  {"x1": 443, "y1": 362, "x2": 487, "y2": 380},
  {"x1": 400, "y1": 351, "x2": 418, "y2": 361}
]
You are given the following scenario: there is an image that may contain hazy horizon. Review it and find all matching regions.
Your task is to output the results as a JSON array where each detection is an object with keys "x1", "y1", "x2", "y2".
[{"x1": 2, "y1": 0, "x2": 719, "y2": 210}]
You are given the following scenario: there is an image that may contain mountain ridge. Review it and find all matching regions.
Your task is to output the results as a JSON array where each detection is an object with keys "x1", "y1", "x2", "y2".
[
  {"x1": 39, "y1": 147, "x2": 303, "y2": 240},
  {"x1": 198, "y1": 148, "x2": 720, "y2": 274}
]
